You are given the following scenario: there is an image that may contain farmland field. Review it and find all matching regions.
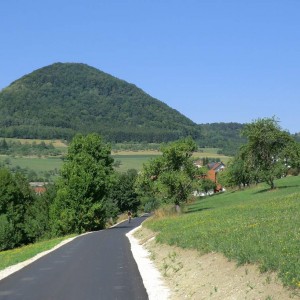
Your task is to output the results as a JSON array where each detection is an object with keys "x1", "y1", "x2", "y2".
[
  {"x1": 0, "y1": 154, "x2": 159, "y2": 177},
  {"x1": 0, "y1": 156, "x2": 63, "y2": 172},
  {"x1": 0, "y1": 142, "x2": 231, "y2": 178},
  {"x1": 113, "y1": 154, "x2": 160, "y2": 172},
  {"x1": 192, "y1": 150, "x2": 230, "y2": 164},
  {"x1": 4, "y1": 138, "x2": 68, "y2": 148}
]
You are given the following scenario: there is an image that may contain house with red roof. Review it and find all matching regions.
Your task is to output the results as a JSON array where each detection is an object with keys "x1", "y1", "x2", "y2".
[
  {"x1": 29, "y1": 182, "x2": 48, "y2": 195},
  {"x1": 206, "y1": 162, "x2": 225, "y2": 192}
]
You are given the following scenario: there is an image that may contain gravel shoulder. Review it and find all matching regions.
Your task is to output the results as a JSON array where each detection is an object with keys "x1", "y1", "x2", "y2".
[{"x1": 133, "y1": 226, "x2": 300, "y2": 300}]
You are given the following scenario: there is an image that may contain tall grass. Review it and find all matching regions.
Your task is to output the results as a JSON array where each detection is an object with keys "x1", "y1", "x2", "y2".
[{"x1": 145, "y1": 176, "x2": 300, "y2": 288}]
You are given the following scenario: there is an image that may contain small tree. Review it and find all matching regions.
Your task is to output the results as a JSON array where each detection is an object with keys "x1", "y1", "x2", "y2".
[
  {"x1": 198, "y1": 178, "x2": 216, "y2": 194},
  {"x1": 136, "y1": 137, "x2": 202, "y2": 209},
  {"x1": 241, "y1": 117, "x2": 300, "y2": 189},
  {"x1": 219, "y1": 146, "x2": 254, "y2": 189}
]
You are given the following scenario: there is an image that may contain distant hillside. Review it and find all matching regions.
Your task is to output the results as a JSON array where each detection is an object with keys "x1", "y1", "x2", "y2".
[
  {"x1": 0, "y1": 63, "x2": 200, "y2": 142},
  {"x1": 293, "y1": 132, "x2": 300, "y2": 143},
  {"x1": 198, "y1": 122, "x2": 246, "y2": 156}
]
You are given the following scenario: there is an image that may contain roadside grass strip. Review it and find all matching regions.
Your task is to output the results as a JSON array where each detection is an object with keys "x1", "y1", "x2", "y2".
[
  {"x1": 0, "y1": 235, "x2": 76, "y2": 274},
  {"x1": 145, "y1": 176, "x2": 300, "y2": 289}
]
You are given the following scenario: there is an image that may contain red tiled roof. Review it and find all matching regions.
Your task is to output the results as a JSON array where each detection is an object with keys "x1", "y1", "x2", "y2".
[{"x1": 33, "y1": 186, "x2": 47, "y2": 194}]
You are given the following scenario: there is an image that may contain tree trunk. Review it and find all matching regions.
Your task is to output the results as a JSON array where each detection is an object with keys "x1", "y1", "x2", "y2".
[{"x1": 270, "y1": 180, "x2": 275, "y2": 189}]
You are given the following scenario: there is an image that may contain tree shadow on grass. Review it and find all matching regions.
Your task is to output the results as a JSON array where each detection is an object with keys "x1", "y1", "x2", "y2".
[
  {"x1": 254, "y1": 185, "x2": 300, "y2": 194},
  {"x1": 185, "y1": 207, "x2": 211, "y2": 214}
]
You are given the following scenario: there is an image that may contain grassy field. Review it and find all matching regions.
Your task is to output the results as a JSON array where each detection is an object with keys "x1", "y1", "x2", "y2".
[
  {"x1": 0, "y1": 235, "x2": 75, "y2": 271},
  {"x1": 193, "y1": 150, "x2": 230, "y2": 164},
  {"x1": 113, "y1": 154, "x2": 160, "y2": 172},
  {"x1": 145, "y1": 176, "x2": 300, "y2": 289},
  {"x1": 112, "y1": 149, "x2": 231, "y2": 171},
  {"x1": 0, "y1": 146, "x2": 231, "y2": 176},
  {"x1": 0, "y1": 156, "x2": 63, "y2": 172},
  {"x1": 0, "y1": 154, "x2": 157, "y2": 176}
]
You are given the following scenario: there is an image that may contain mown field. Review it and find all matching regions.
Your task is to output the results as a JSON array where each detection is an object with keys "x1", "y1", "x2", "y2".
[
  {"x1": 0, "y1": 154, "x2": 156, "y2": 177},
  {"x1": 0, "y1": 156, "x2": 63, "y2": 172},
  {"x1": 113, "y1": 154, "x2": 160, "y2": 172},
  {"x1": 145, "y1": 176, "x2": 300, "y2": 289}
]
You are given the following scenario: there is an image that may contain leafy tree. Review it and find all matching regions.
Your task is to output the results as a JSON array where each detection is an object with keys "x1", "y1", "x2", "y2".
[
  {"x1": 50, "y1": 133, "x2": 116, "y2": 235},
  {"x1": 0, "y1": 168, "x2": 34, "y2": 250},
  {"x1": 136, "y1": 137, "x2": 202, "y2": 209},
  {"x1": 24, "y1": 184, "x2": 57, "y2": 242},
  {"x1": 106, "y1": 169, "x2": 140, "y2": 215},
  {"x1": 198, "y1": 178, "x2": 217, "y2": 194},
  {"x1": 241, "y1": 117, "x2": 300, "y2": 189},
  {"x1": 218, "y1": 146, "x2": 254, "y2": 189},
  {"x1": 0, "y1": 139, "x2": 9, "y2": 154}
]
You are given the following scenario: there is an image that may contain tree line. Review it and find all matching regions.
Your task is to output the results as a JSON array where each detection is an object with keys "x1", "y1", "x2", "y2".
[{"x1": 0, "y1": 139, "x2": 62, "y2": 156}]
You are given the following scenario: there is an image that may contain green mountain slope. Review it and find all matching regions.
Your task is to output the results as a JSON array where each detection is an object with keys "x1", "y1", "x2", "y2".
[
  {"x1": 198, "y1": 122, "x2": 246, "y2": 156},
  {"x1": 0, "y1": 63, "x2": 200, "y2": 142}
]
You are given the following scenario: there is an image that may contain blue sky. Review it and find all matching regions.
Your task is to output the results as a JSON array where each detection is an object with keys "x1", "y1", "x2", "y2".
[{"x1": 1, "y1": 0, "x2": 299, "y2": 132}]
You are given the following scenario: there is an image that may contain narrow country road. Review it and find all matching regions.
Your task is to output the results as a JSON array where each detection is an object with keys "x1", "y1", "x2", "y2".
[{"x1": 0, "y1": 216, "x2": 149, "y2": 300}]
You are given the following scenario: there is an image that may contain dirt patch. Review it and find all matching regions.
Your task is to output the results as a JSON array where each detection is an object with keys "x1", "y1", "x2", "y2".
[{"x1": 134, "y1": 227, "x2": 300, "y2": 300}]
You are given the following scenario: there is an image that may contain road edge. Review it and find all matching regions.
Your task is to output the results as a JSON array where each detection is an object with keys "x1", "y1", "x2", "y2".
[
  {"x1": 126, "y1": 225, "x2": 170, "y2": 300},
  {"x1": 0, "y1": 236, "x2": 79, "y2": 281}
]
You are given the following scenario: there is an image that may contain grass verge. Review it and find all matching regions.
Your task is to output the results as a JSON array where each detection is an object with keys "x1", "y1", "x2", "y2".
[
  {"x1": 145, "y1": 176, "x2": 300, "y2": 289},
  {"x1": 0, "y1": 235, "x2": 76, "y2": 271}
]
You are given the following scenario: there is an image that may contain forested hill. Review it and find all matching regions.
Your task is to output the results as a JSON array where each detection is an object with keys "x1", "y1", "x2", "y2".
[
  {"x1": 198, "y1": 122, "x2": 246, "y2": 156},
  {"x1": 0, "y1": 63, "x2": 200, "y2": 142}
]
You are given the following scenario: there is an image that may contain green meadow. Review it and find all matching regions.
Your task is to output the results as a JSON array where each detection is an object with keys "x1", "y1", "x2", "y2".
[
  {"x1": 0, "y1": 149, "x2": 229, "y2": 177},
  {"x1": 0, "y1": 154, "x2": 158, "y2": 178},
  {"x1": 113, "y1": 154, "x2": 160, "y2": 172},
  {"x1": 0, "y1": 156, "x2": 63, "y2": 172},
  {"x1": 145, "y1": 176, "x2": 300, "y2": 289},
  {"x1": 0, "y1": 139, "x2": 231, "y2": 178}
]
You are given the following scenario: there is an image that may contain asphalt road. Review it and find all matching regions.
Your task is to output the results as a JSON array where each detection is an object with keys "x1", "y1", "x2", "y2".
[{"x1": 0, "y1": 216, "x2": 149, "y2": 300}]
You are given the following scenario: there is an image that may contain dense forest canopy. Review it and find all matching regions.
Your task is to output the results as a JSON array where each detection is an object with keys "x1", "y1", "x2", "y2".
[{"x1": 0, "y1": 63, "x2": 200, "y2": 142}]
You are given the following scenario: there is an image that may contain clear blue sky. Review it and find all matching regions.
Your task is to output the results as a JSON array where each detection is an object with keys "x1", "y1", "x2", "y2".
[{"x1": 1, "y1": 0, "x2": 299, "y2": 132}]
